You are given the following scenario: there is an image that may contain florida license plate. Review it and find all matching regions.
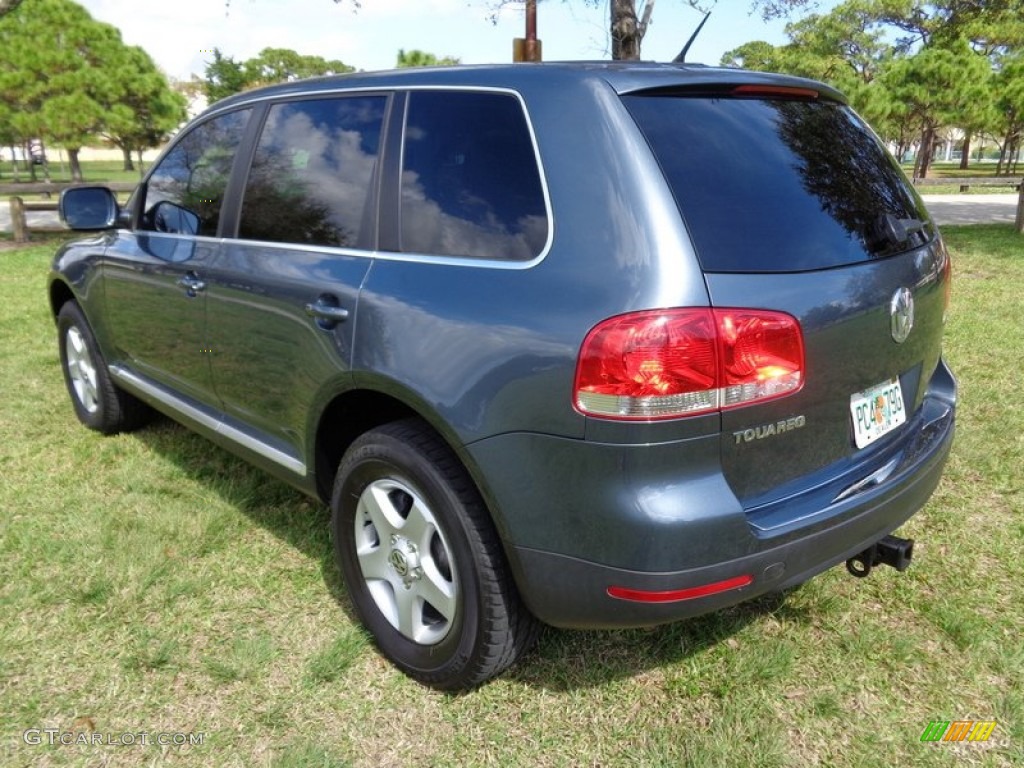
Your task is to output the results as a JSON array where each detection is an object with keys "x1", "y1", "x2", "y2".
[{"x1": 850, "y1": 378, "x2": 906, "y2": 449}]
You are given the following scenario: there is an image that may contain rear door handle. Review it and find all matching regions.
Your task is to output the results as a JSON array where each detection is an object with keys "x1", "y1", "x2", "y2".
[{"x1": 305, "y1": 295, "x2": 350, "y2": 329}]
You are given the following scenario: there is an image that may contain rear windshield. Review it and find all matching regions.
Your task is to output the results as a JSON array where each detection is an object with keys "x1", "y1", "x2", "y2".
[{"x1": 623, "y1": 93, "x2": 933, "y2": 273}]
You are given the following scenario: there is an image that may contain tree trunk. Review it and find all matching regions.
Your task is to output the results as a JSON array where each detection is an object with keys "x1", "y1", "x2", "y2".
[
  {"x1": 68, "y1": 148, "x2": 83, "y2": 182},
  {"x1": 38, "y1": 139, "x2": 51, "y2": 183},
  {"x1": 1015, "y1": 178, "x2": 1023, "y2": 234},
  {"x1": 997, "y1": 132, "x2": 1010, "y2": 176},
  {"x1": 959, "y1": 133, "x2": 970, "y2": 170},
  {"x1": 26, "y1": 142, "x2": 37, "y2": 182},
  {"x1": 137, "y1": 148, "x2": 146, "y2": 178},
  {"x1": 611, "y1": 0, "x2": 641, "y2": 61},
  {"x1": 915, "y1": 127, "x2": 935, "y2": 179},
  {"x1": 122, "y1": 146, "x2": 135, "y2": 172},
  {"x1": 0, "y1": 1, "x2": 26, "y2": 17}
]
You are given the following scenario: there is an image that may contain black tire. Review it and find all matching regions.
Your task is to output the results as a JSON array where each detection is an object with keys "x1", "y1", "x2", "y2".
[
  {"x1": 56, "y1": 301, "x2": 152, "y2": 434},
  {"x1": 331, "y1": 418, "x2": 539, "y2": 690}
]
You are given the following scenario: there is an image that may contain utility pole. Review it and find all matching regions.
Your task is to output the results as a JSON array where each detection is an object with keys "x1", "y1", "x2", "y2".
[{"x1": 513, "y1": 0, "x2": 542, "y2": 62}]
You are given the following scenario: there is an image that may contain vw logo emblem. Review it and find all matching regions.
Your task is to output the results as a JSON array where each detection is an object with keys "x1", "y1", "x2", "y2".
[
  {"x1": 389, "y1": 549, "x2": 409, "y2": 576},
  {"x1": 890, "y1": 287, "x2": 914, "y2": 344}
]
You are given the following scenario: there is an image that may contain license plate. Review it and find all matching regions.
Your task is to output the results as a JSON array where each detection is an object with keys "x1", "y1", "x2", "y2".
[{"x1": 850, "y1": 378, "x2": 906, "y2": 449}]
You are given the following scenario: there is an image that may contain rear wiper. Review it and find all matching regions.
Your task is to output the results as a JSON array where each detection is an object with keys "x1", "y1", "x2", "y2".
[{"x1": 873, "y1": 213, "x2": 927, "y2": 250}]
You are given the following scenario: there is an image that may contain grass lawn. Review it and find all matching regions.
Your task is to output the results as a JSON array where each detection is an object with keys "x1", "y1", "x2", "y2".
[
  {"x1": 0, "y1": 160, "x2": 146, "y2": 187},
  {"x1": 1, "y1": 227, "x2": 1021, "y2": 767},
  {"x1": 902, "y1": 162, "x2": 1020, "y2": 179}
]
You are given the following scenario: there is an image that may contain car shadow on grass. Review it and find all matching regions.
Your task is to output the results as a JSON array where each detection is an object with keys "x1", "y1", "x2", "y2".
[{"x1": 133, "y1": 419, "x2": 818, "y2": 691}]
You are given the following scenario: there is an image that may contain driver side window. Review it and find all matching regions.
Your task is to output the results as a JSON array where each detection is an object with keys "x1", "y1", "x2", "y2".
[{"x1": 140, "y1": 108, "x2": 251, "y2": 237}]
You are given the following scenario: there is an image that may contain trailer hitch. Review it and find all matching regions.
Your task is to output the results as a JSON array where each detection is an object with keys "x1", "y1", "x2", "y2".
[{"x1": 846, "y1": 535, "x2": 914, "y2": 578}]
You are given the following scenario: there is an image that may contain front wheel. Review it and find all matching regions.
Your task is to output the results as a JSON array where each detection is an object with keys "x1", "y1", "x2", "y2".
[
  {"x1": 57, "y1": 301, "x2": 151, "y2": 434},
  {"x1": 331, "y1": 419, "x2": 538, "y2": 690}
]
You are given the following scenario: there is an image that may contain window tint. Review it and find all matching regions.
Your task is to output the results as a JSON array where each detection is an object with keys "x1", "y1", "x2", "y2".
[
  {"x1": 141, "y1": 109, "x2": 251, "y2": 237},
  {"x1": 239, "y1": 96, "x2": 386, "y2": 248},
  {"x1": 623, "y1": 95, "x2": 933, "y2": 273},
  {"x1": 401, "y1": 91, "x2": 548, "y2": 261}
]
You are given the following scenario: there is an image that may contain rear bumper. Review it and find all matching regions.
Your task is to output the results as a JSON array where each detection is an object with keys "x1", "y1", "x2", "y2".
[{"x1": 468, "y1": 359, "x2": 956, "y2": 629}]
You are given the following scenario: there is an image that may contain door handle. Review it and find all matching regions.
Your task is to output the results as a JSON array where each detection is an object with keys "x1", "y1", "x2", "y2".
[
  {"x1": 305, "y1": 295, "x2": 350, "y2": 329},
  {"x1": 304, "y1": 303, "x2": 350, "y2": 322},
  {"x1": 177, "y1": 272, "x2": 206, "y2": 297}
]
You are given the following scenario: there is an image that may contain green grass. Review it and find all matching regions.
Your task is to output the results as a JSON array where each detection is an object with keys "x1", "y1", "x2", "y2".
[
  {"x1": 0, "y1": 159, "x2": 146, "y2": 186},
  {"x1": 903, "y1": 161, "x2": 1019, "y2": 179},
  {"x1": 1, "y1": 226, "x2": 1022, "y2": 766},
  {"x1": 918, "y1": 185, "x2": 1019, "y2": 196}
]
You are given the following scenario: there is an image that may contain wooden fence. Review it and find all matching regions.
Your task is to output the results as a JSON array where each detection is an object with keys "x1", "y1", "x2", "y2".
[
  {"x1": 912, "y1": 177, "x2": 1024, "y2": 232},
  {"x1": 2, "y1": 182, "x2": 136, "y2": 243}
]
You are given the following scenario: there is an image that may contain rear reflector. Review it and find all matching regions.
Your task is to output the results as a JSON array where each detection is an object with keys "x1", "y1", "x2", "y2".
[
  {"x1": 607, "y1": 574, "x2": 754, "y2": 603},
  {"x1": 574, "y1": 308, "x2": 804, "y2": 420}
]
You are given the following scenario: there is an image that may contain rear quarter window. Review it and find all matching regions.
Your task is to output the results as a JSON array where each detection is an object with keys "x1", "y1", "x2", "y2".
[
  {"x1": 623, "y1": 94, "x2": 933, "y2": 273},
  {"x1": 400, "y1": 90, "x2": 549, "y2": 261}
]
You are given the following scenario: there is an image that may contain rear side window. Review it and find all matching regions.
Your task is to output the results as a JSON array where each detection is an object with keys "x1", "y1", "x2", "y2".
[
  {"x1": 400, "y1": 90, "x2": 548, "y2": 261},
  {"x1": 239, "y1": 95, "x2": 387, "y2": 248},
  {"x1": 142, "y1": 108, "x2": 251, "y2": 237},
  {"x1": 623, "y1": 94, "x2": 932, "y2": 272}
]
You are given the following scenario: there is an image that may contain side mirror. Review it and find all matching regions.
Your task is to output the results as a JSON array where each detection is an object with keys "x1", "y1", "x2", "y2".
[
  {"x1": 151, "y1": 200, "x2": 200, "y2": 235},
  {"x1": 59, "y1": 186, "x2": 119, "y2": 230}
]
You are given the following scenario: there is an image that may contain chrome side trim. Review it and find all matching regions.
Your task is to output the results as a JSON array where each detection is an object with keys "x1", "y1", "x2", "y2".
[
  {"x1": 109, "y1": 365, "x2": 306, "y2": 476},
  {"x1": 831, "y1": 457, "x2": 900, "y2": 505},
  {"x1": 750, "y1": 455, "x2": 903, "y2": 534}
]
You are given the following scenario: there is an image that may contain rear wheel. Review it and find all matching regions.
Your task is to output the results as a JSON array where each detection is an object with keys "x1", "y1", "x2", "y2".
[
  {"x1": 57, "y1": 301, "x2": 151, "y2": 434},
  {"x1": 331, "y1": 418, "x2": 538, "y2": 689}
]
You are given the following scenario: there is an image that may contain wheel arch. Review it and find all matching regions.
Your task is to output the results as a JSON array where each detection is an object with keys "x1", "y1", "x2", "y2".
[
  {"x1": 312, "y1": 386, "x2": 521, "y2": 572},
  {"x1": 49, "y1": 279, "x2": 76, "y2": 321}
]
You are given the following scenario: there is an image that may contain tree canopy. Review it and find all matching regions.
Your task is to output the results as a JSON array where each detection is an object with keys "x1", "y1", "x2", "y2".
[
  {"x1": 202, "y1": 47, "x2": 355, "y2": 103},
  {"x1": 0, "y1": 0, "x2": 186, "y2": 181},
  {"x1": 395, "y1": 49, "x2": 461, "y2": 68},
  {"x1": 721, "y1": 0, "x2": 1024, "y2": 176}
]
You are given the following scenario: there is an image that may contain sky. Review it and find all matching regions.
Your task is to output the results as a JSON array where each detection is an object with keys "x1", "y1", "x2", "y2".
[{"x1": 76, "y1": 0, "x2": 805, "y2": 82}]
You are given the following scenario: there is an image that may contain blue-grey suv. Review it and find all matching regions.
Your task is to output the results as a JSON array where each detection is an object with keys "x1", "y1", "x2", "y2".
[{"x1": 50, "y1": 62, "x2": 956, "y2": 689}]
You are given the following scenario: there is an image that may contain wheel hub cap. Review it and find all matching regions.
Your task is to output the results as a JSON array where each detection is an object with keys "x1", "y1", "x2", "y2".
[
  {"x1": 388, "y1": 535, "x2": 422, "y2": 585},
  {"x1": 353, "y1": 478, "x2": 458, "y2": 645},
  {"x1": 65, "y1": 326, "x2": 99, "y2": 414}
]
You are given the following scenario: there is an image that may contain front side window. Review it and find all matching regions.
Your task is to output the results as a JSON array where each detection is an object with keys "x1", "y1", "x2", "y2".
[
  {"x1": 400, "y1": 90, "x2": 548, "y2": 261},
  {"x1": 140, "y1": 109, "x2": 251, "y2": 237},
  {"x1": 238, "y1": 96, "x2": 387, "y2": 248}
]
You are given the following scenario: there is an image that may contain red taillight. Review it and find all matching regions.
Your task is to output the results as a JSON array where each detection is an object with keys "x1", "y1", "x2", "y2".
[
  {"x1": 716, "y1": 310, "x2": 805, "y2": 409},
  {"x1": 607, "y1": 574, "x2": 753, "y2": 603},
  {"x1": 574, "y1": 308, "x2": 804, "y2": 420}
]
